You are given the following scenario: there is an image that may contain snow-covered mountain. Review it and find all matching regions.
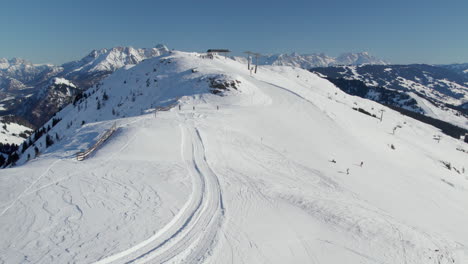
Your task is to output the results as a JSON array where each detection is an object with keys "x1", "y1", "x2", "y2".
[
  {"x1": 0, "y1": 45, "x2": 170, "y2": 92},
  {"x1": 240, "y1": 51, "x2": 388, "y2": 68},
  {"x1": 1, "y1": 51, "x2": 467, "y2": 263},
  {"x1": 0, "y1": 45, "x2": 170, "y2": 144},
  {"x1": 60, "y1": 44, "x2": 170, "y2": 87},
  {"x1": 0, "y1": 58, "x2": 60, "y2": 92},
  {"x1": 335, "y1": 52, "x2": 388, "y2": 65},
  {"x1": 312, "y1": 64, "x2": 468, "y2": 129}
]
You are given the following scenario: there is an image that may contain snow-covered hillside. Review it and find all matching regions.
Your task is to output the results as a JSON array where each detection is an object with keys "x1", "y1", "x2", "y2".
[
  {"x1": 312, "y1": 64, "x2": 468, "y2": 106},
  {"x1": 1, "y1": 52, "x2": 467, "y2": 264},
  {"x1": 312, "y1": 64, "x2": 468, "y2": 129},
  {"x1": 238, "y1": 51, "x2": 388, "y2": 68},
  {"x1": 0, "y1": 45, "x2": 170, "y2": 138},
  {"x1": 0, "y1": 117, "x2": 32, "y2": 145}
]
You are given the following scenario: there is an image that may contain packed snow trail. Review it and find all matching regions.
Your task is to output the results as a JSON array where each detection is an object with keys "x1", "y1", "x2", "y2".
[{"x1": 94, "y1": 113, "x2": 224, "y2": 264}]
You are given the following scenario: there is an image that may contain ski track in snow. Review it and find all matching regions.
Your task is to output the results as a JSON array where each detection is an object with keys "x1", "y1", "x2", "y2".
[
  {"x1": 94, "y1": 112, "x2": 224, "y2": 264},
  {"x1": 0, "y1": 159, "x2": 62, "y2": 217},
  {"x1": 0, "y1": 116, "x2": 147, "y2": 216}
]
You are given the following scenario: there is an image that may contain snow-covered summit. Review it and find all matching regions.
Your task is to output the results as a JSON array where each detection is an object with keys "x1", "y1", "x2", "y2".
[{"x1": 62, "y1": 45, "x2": 170, "y2": 74}]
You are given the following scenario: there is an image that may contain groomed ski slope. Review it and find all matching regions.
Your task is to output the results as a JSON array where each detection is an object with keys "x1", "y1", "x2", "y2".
[{"x1": 1, "y1": 52, "x2": 467, "y2": 263}]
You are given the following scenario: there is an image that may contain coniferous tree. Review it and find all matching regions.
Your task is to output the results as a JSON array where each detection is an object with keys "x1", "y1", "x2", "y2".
[
  {"x1": 6, "y1": 152, "x2": 19, "y2": 166},
  {"x1": 46, "y1": 134, "x2": 54, "y2": 148},
  {"x1": 21, "y1": 142, "x2": 28, "y2": 153},
  {"x1": 52, "y1": 118, "x2": 61, "y2": 126},
  {"x1": 0, "y1": 155, "x2": 5, "y2": 167}
]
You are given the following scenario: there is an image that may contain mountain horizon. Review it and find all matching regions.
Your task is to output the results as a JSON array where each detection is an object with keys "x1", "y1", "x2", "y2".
[{"x1": 4, "y1": 46, "x2": 468, "y2": 68}]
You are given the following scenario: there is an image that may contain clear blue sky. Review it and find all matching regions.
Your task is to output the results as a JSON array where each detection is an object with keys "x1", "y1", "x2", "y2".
[{"x1": 1, "y1": 0, "x2": 467, "y2": 65}]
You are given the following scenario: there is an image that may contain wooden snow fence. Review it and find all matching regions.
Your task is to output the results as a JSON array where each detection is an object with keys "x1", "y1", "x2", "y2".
[
  {"x1": 155, "y1": 102, "x2": 178, "y2": 112},
  {"x1": 76, "y1": 122, "x2": 117, "y2": 161}
]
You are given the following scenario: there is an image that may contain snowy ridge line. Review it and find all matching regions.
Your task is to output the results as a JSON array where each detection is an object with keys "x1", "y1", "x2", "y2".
[
  {"x1": 257, "y1": 78, "x2": 335, "y2": 122},
  {"x1": 76, "y1": 122, "x2": 117, "y2": 161}
]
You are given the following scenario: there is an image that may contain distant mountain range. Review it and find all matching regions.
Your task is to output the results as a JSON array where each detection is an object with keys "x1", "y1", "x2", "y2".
[
  {"x1": 237, "y1": 51, "x2": 388, "y2": 68},
  {"x1": 0, "y1": 45, "x2": 170, "y2": 91}
]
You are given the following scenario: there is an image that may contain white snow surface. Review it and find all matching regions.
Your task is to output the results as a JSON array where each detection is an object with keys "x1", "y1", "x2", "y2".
[
  {"x1": 1, "y1": 52, "x2": 467, "y2": 264},
  {"x1": 0, "y1": 121, "x2": 32, "y2": 145},
  {"x1": 50, "y1": 77, "x2": 76, "y2": 88},
  {"x1": 408, "y1": 92, "x2": 468, "y2": 129}
]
